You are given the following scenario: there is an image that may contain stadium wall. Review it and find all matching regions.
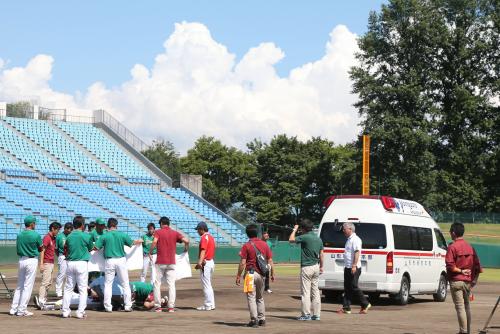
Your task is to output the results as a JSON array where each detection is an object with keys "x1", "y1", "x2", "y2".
[{"x1": 1, "y1": 242, "x2": 499, "y2": 267}]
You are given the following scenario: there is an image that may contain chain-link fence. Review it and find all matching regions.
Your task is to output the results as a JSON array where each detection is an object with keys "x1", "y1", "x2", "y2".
[{"x1": 431, "y1": 212, "x2": 500, "y2": 224}]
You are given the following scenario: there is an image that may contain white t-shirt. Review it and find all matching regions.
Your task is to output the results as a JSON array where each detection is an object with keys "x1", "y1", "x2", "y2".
[{"x1": 344, "y1": 233, "x2": 362, "y2": 268}]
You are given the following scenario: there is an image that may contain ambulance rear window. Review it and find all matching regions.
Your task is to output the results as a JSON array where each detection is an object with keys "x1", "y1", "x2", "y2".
[{"x1": 320, "y1": 222, "x2": 387, "y2": 249}]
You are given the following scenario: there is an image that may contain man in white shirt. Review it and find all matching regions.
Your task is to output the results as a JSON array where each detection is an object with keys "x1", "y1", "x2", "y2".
[{"x1": 337, "y1": 222, "x2": 371, "y2": 314}]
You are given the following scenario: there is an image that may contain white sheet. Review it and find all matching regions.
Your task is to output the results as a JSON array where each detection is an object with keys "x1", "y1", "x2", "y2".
[
  {"x1": 175, "y1": 252, "x2": 192, "y2": 280},
  {"x1": 87, "y1": 246, "x2": 192, "y2": 281},
  {"x1": 88, "y1": 245, "x2": 143, "y2": 272}
]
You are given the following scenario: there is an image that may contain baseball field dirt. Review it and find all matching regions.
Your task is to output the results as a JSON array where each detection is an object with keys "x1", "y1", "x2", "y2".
[{"x1": 0, "y1": 265, "x2": 499, "y2": 334}]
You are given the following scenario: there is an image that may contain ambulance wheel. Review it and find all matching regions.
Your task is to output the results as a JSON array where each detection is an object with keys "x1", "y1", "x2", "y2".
[
  {"x1": 393, "y1": 276, "x2": 410, "y2": 305},
  {"x1": 368, "y1": 293, "x2": 381, "y2": 303},
  {"x1": 323, "y1": 290, "x2": 342, "y2": 302},
  {"x1": 433, "y1": 274, "x2": 447, "y2": 302}
]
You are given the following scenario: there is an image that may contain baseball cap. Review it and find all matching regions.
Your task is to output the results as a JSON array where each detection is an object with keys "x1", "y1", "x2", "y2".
[
  {"x1": 24, "y1": 215, "x2": 37, "y2": 226},
  {"x1": 194, "y1": 221, "x2": 208, "y2": 230},
  {"x1": 96, "y1": 218, "x2": 106, "y2": 225}
]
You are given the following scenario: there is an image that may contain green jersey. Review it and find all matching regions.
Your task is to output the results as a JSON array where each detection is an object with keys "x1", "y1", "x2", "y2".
[
  {"x1": 295, "y1": 231, "x2": 324, "y2": 267},
  {"x1": 95, "y1": 230, "x2": 133, "y2": 259},
  {"x1": 65, "y1": 230, "x2": 93, "y2": 261},
  {"x1": 142, "y1": 234, "x2": 156, "y2": 255},
  {"x1": 16, "y1": 229, "x2": 42, "y2": 258},
  {"x1": 130, "y1": 281, "x2": 153, "y2": 303},
  {"x1": 56, "y1": 232, "x2": 69, "y2": 256},
  {"x1": 90, "y1": 229, "x2": 106, "y2": 244}
]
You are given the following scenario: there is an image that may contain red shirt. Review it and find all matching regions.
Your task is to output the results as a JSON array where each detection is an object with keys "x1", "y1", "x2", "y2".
[
  {"x1": 239, "y1": 237, "x2": 272, "y2": 275},
  {"x1": 445, "y1": 239, "x2": 481, "y2": 282},
  {"x1": 199, "y1": 232, "x2": 216, "y2": 261},
  {"x1": 155, "y1": 226, "x2": 183, "y2": 265},
  {"x1": 42, "y1": 233, "x2": 56, "y2": 264}
]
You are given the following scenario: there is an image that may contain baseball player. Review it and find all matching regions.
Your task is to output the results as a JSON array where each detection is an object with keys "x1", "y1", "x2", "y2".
[
  {"x1": 95, "y1": 218, "x2": 140, "y2": 312},
  {"x1": 61, "y1": 215, "x2": 93, "y2": 319},
  {"x1": 9, "y1": 216, "x2": 43, "y2": 317},
  {"x1": 194, "y1": 222, "x2": 216, "y2": 311},
  {"x1": 149, "y1": 216, "x2": 189, "y2": 313},
  {"x1": 141, "y1": 223, "x2": 157, "y2": 283},
  {"x1": 37, "y1": 222, "x2": 61, "y2": 307},
  {"x1": 88, "y1": 218, "x2": 107, "y2": 283},
  {"x1": 55, "y1": 222, "x2": 73, "y2": 297}
]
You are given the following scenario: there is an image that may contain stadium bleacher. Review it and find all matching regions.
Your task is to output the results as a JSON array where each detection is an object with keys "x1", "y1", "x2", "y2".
[{"x1": 0, "y1": 115, "x2": 245, "y2": 245}]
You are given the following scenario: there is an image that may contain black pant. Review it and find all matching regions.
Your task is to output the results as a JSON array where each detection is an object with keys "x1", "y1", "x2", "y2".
[
  {"x1": 343, "y1": 267, "x2": 369, "y2": 310},
  {"x1": 264, "y1": 271, "x2": 270, "y2": 291}
]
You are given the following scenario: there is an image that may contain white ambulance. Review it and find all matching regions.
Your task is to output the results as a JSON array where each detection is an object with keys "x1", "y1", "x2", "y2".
[{"x1": 318, "y1": 195, "x2": 448, "y2": 305}]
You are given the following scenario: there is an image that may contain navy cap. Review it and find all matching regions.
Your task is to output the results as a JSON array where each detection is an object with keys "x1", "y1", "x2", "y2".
[{"x1": 194, "y1": 221, "x2": 208, "y2": 230}]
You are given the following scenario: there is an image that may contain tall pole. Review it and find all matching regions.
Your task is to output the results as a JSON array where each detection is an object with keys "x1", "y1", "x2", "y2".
[{"x1": 362, "y1": 135, "x2": 370, "y2": 196}]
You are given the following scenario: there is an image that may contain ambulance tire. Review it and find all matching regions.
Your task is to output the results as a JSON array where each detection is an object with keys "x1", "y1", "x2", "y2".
[
  {"x1": 323, "y1": 290, "x2": 342, "y2": 303},
  {"x1": 392, "y1": 276, "x2": 410, "y2": 305},
  {"x1": 433, "y1": 274, "x2": 447, "y2": 302},
  {"x1": 368, "y1": 292, "x2": 381, "y2": 303}
]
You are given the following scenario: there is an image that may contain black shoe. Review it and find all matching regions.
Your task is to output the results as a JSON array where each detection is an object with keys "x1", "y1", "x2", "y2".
[
  {"x1": 247, "y1": 320, "x2": 259, "y2": 328},
  {"x1": 258, "y1": 320, "x2": 266, "y2": 326}
]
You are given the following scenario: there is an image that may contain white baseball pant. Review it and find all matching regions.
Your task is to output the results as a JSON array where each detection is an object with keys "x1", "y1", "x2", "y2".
[
  {"x1": 55, "y1": 255, "x2": 67, "y2": 297},
  {"x1": 10, "y1": 257, "x2": 38, "y2": 315},
  {"x1": 141, "y1": 254, "x2": 157, "y2": 283},
  {"x1": 104, "y1": 257, "x2": 132, "y2": 311},
  {"x1": 62, "y1": 261, "x2": 88, "y2": 318},
  {"x1": 200, "y1": 260, "x2": 215, "y2": 308},
  {"x1": 154, "y1": 264, "x2": 176, "y2": 309}
]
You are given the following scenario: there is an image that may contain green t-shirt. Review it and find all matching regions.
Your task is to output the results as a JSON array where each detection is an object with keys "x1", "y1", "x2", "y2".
[
  {"x1": 56, "y1": 232, "x2": 69, "y2": 256},
  {"x1": 90, "y1": 229, "x2": 106, "y2": 245},
  {"x1": 142, "y1": 234, "x2": 156, "y2": 255},
  {"x1": 130, "y1": 281, "x2": 153, "y2": 303},
  {"x1": 266, "y1": 239, "x2": 273, "y2": 249},
  {"x1": 295, "y1": 231, "x2": 324, "y2": 267},
  {"x1": 16, "y1": 229, "x2": 42, "y2": 257},
  {"x1": 65, "y1": 230, "x2": 93, "y2": 261},
  {"x1": 95, "y1": 230, "x2": 133, "y2": 259}
]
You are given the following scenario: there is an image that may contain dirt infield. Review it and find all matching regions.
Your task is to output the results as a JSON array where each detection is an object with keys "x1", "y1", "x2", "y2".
[{"x1": 1, "y1": 268, "x2": 499, "y2": 334}]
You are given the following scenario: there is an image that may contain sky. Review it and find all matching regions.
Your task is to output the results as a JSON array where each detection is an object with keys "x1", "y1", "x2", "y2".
[{"x1": 0, "y1": 1, "x2": 386, "y2": 152}]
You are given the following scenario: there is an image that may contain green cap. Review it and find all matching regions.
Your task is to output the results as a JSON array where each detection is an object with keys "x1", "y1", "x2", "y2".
[
  {"x1": 24, "y1": 215, "x2": 37, "y2": 226},
  {"x1": 96, "y1": 218, "x2": 106, "y2": 225}
]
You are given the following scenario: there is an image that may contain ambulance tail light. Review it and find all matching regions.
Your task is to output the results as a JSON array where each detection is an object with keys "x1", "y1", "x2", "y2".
[
  {"x1": 323, "y1": 196, "x2": 336, "y2": 208},
  {"x1": 386, "y1": 251, "x2": 394, "y2": 274},
  {"x1": 381, "y1": 196, "x2": 396, "y2": 211}
]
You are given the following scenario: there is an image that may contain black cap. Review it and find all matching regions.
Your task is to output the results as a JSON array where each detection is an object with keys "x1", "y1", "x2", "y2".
[{"x1": 194, "y1": 221, "x2": 208, "y2": 230}]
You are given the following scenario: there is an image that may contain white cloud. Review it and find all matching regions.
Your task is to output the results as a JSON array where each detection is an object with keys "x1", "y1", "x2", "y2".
[{"x1": 0, "y1": 22, "x2": 361, "y2": 152}]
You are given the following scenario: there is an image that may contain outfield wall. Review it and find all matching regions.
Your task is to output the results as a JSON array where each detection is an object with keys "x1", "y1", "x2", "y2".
[{"x1": 0, "y1": 242, "x2": 499, "y2": 268}]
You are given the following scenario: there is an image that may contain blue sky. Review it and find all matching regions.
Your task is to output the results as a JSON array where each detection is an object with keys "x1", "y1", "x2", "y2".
[{"x1": 1, "y1": 1, "x2": 386, "y2": 94}]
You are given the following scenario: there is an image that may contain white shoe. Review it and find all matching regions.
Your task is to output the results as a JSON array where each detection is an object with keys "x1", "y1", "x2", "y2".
[
  {"x1": 16, "y1": 311, "x2": 34, "y2": 317},
  {"x1": 62, "y1": 312, "x2": 71, "y2": 318},
  {"x1": 124, "y1": 307, "x2": 133, "y2": 312},
  {"x1": 76, "y1": 312, "x2": 87, "y2": 319},
  {"x1": 196, "y1": 305, "x2": 215, "y2": 311},
  {"x1": 9, "y1": 309, "x2": 17, "y2": 316},
  {"x1": 105, "y1": 308, "x2": 112, "y2": 313}
]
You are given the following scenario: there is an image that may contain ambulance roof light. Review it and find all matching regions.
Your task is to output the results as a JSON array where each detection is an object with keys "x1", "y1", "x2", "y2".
[
  {"x1": 323, "y1": 195, "x2": 336, "y2": 208},
  {"x1": 381, "y1": 196, "x2": 396, "y2": 211}
]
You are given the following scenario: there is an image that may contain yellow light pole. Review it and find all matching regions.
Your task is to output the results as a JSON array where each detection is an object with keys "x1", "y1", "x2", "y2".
[{"x1": 362, "y1": 135, "x2": 370, "y2": 195}]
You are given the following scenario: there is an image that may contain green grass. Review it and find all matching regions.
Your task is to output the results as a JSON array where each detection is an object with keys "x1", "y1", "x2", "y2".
[
  {"x1": 479, "y1": 268, "x2": 500, "y2": 282},
  {"x1": 439, "y1": 223, "x2": 500, "y2": 245}
]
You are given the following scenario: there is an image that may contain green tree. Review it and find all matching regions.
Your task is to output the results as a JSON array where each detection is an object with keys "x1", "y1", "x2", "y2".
[
  {"x1": 142, "y1": 139, "x2": 181, "y2": 185},
  {"x1": 180, "y1": 136, "x2": 251, "y2": 211},
  {"x1": 6, "y1": 101, "x2": 33, "y2": 118},
  {"x1": 351, "y1": 0, "x2": 499, "y2": 211},
  {"x1": 244, "y1": 135, "x2": 308, "y2": 226}
]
